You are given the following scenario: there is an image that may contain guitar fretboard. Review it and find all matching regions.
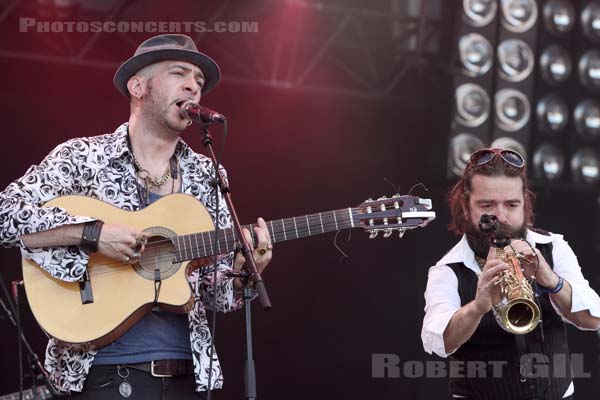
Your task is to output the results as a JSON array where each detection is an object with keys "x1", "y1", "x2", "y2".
[{"x1": 173, "y1": 208, "x2": 357, "y2": 262}]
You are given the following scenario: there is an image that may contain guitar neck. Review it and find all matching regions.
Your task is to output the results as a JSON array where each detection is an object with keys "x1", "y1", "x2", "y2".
[{"x1": 173, "y1": 207, "x2": 357, "y2": 262}]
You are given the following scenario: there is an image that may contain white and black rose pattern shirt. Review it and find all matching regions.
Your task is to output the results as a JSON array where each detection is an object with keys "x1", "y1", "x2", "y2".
[{"x1": 0, "y1": 123, "x2": 244, "y2": 393}]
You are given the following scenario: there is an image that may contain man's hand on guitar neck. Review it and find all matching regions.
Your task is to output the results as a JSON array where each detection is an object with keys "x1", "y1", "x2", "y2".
[
  {"x1": 22, "y1": 222, "x2": 146, "y2": 263},
  {"x1": 233, "y1": 217, "x2": 273, "y2": 289}
]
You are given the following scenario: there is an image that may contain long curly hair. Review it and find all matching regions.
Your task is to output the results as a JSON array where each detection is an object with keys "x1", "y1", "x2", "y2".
[{"x1": 447, "y1": 156, "x2": 536, "y2": 235}]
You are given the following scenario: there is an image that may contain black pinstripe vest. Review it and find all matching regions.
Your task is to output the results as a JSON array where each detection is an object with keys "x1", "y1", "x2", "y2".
[{"x1": 447, "y1": 241, "x2": 571, "y2": 400}]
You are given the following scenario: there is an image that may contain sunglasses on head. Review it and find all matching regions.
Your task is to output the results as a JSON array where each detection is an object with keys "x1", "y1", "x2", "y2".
[{"x1": 468, "y1": 148, "x2": 525, "y2": 170}]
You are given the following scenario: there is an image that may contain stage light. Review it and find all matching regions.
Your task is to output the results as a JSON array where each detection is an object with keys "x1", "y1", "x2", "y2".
[
  {"x1": 571, "y1": 148, "x2": 600, "y2": 184},
  {"x1": 536, "y1": 94, "x2": 568, "y2": 133},
  {"x1": 497, "y1": 39, "x2": 535, "y2": 82},
  {"x1": 455, "y1": 83, "x2": 491, "y2": 127},
  {"x1": 452, "y1": 0, "x2": 600, "y2": 189},
  {"x1": 490, "y1": 137, "x2": 527, "y2": 160},
  {"x1": 449, "y1": 133, "x2": 485, "y2": 176},
  {"x1": 539, "y1": 45, "x2": 572, "y2": 84},
  {"x1": 463, "y1": 0, "x2": 497, "y2": 27},
  {"x1": 578, "y1": 50, "x2": 600, "y2": 90},
  {"x1": 532, "y1": 143, "x2": 564, "y2": 180},
  {"x1": 542, "y1": 0, "x2": 575, "y2": 35},
  {"x1": 581, "y1": 2, "x2": 600, "y2": 43},
  {"x1": 459, "y1": 33, "x2": 494, "y2": 76},
  {"x1": 501, "y1": 0, "x2": 538, "y2": 33},
  {"x1": 574, "y1": 99, "x2": 600, "y2": 139},
  {"x1": 495, "y1": 88, "x2": 531, "y2": 131}
]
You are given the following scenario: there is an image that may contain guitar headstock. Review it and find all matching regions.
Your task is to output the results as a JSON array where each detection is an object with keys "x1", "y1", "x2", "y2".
[{"x1": 354, "y1": 194, "x2": 436, "y2": 238}]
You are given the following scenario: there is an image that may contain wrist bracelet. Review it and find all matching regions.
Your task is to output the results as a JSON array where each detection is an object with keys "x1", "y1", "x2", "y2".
[
  {"x1": 81, "y1": 220, "x2": 104, "y2": 253},
  {"x1": 537, "y1": 276, "x2": 564, "y2": 295},
  {"x1": 547, "y1": 276, "x2": 564, "y2": 294}
]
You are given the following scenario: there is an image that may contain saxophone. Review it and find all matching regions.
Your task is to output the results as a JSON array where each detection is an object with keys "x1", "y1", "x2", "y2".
[{"x1": 479, "y1": 215, "x2": 540, "y2": 335}]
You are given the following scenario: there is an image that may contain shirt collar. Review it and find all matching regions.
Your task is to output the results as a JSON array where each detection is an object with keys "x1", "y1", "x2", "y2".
[
  {"x1": 437, "y1": 228, "x2": 553, "y2": 275},
  {"x1": 437, "y1": 235, "x2": 480, "y2": 273},
  {"x1": 525, "y1": 228, "x2": 553, "y2": 245}
]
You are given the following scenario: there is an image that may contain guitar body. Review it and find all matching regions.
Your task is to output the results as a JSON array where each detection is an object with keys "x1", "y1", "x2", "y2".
[
  {"x1": 22, "y1": 193, "x2": 215, "y2": 349},
  {"x1": 19, "y1": 192, "x2": 437, "y2": 349}
]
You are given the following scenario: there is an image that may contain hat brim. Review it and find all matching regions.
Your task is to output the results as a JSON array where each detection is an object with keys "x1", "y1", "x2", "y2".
[{"x1": 113, "y1": 49, "x2": 221, "y2": 97}]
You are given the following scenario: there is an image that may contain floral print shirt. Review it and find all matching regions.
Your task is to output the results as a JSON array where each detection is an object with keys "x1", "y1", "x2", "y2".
[{"x1": 0, "y1": 123, "x2": 243, "y2": 393}]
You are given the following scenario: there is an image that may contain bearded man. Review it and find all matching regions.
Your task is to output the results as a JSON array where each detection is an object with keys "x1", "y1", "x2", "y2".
[{"x1": 422, "y1": 148, "x2": 600, "y2": 399}]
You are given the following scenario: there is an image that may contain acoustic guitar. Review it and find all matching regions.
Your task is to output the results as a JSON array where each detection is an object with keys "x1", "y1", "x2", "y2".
[{"x1": 22, "y1": 193, "x2": 435, "y2": 349}]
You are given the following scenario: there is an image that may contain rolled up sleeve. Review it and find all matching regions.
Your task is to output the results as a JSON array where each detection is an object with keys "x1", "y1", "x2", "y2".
[
  {"x1": 422, "y1": 264, "x2": 462, "y2": 358},
  {"x1": 549, "y1": 235, "x2": 600, "y2": 329},
  {"x1": 0, "y1": 141, "x2": 94, "y2": 281}
]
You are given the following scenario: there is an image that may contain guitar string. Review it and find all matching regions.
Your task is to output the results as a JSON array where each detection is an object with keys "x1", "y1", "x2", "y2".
[
  {"x1": 134, "y1": 210, "x2": 364, "y2": 248},
  {"x1": 113, "y1": 207, "x2": 408, "y2": 252},
  {"x1": 124, "y1": 203, "x2": 405, "y2": 249},
  {"x1": 87, "y1": 212, "x2": 418, "y2": 276},
  {"x1": 84, "y1": 206, "x2": 417, "y2": 275},
  {"x1": 88, "y1": 220, "x2": 351, "y2": 275},
  {"x1": 86, "y1": 219, "x2": 358, "y2": 276}
]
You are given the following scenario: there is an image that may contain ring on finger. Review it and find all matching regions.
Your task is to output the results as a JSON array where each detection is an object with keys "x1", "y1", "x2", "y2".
[{"x1": 257, "y1": 248, "x2": 267, "y2": 256}]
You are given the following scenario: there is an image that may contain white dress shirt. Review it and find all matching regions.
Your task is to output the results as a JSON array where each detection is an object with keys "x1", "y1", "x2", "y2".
[{"x1": 421, "y1": 229, "x2": 600, "y2": 398}]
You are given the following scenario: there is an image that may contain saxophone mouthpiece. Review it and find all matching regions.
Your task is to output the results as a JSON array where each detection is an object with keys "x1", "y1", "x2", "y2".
[{"x1": 479, "y1": 214, "x2": 498, "y2": 233}]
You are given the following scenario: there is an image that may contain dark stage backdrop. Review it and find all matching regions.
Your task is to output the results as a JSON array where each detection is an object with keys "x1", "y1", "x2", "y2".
[{"x1": 1, "y1": 3, "x2": 600, "y2": 400}]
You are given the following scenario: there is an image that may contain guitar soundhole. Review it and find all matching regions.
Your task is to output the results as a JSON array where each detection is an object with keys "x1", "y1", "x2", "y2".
[{"x1": 132, "y1": 226, "x2": 180, "y2": 281}]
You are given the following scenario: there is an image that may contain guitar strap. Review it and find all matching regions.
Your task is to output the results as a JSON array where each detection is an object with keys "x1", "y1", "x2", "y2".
[
  {"x1": 154, "y1": 268, "x2": 161, "y2": 305},
  {"x1": 126, "y1": 128, "x2": 170, "y2": 305},
  {"x1": 78, "y1": 270, "x2": 94, "y2": 304},
  {"x1": 170, "y1": 157, "x2": 178, "y2": 179},
  {"x1": 126, "y1": 129, "x2": 178, "y2": 210}
]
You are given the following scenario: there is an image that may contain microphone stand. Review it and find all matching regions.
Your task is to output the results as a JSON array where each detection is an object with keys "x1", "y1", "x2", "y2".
[
  {"x1": 198, "y1": 121, "x2": 271, "y2": 400},
  {"x1": 0, "y1": 275, "x2": 63, "y2": 398}
]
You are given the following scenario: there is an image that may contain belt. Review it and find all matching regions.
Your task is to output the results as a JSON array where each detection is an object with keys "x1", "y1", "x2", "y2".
[{"x1": 126, "y1": 359, "x2": 194, "y2": 378}]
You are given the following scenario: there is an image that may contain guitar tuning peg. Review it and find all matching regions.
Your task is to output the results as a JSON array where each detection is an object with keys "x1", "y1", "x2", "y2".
[
  {"x1": 369, "y1": 230, "x2": 378, "y2": 239},
  {"x1": 417, "y1": 198, "x2": 433, "y2": 210},
  {"x1": 398, "y1": 229, "x2": 406, "y2": 238},
  {"x1": 383, "y1": 228, "x2": 393, "y2": 238},
  {"x1": 378, "y1": 195, "x2": 387, "y2": 200},
  {"x1": 366, "y1": 197, "x2": 373, "y2": 202}
]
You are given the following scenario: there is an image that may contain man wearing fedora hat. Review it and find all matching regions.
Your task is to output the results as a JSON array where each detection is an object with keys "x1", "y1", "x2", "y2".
[{"x1": 0, "y1": 34, "x2": 272, "y2": 398}]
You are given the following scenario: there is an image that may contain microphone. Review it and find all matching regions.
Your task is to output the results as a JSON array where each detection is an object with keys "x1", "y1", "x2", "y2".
[{"x1": 180, "y1": 101, "x2": 226, "y2": 124}]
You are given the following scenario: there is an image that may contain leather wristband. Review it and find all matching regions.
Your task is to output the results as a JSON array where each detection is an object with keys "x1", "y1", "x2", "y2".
[{"x1": 81, "y1": 220, "x2": 104, "y2": 253}]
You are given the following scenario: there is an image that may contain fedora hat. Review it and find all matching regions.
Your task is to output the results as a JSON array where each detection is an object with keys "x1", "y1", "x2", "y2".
[{"x1": 113, "y1": 34, "x2": 221, "y2": 97}]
